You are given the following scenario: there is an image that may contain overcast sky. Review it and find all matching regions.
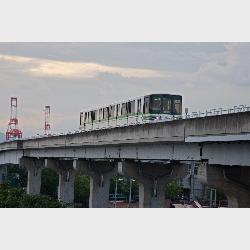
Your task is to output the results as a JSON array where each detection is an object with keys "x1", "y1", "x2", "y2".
[{"x1": 0, "y1": 42, "x2": 250, "y2": 136}]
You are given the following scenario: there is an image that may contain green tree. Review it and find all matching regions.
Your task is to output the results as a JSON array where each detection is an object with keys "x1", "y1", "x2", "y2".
[
  {"x1": 0, "y1": 183, "x2": 25, "y2": 207},
  {"x1": 20, "y1": 194, "x2": 64, "y2": 208},
  {"x1": 109, "y1": 176, "x2": 139, "y2": 199},
  {"x1": 165, "y1": 181, "x2": 182, "y2": 199},
  {"x1": 74, "y1": 175, "x2": 90, "y2": 204},
  {"x1": 41, "y1": 168, "x2": 59, "y2": 198},
  {"x1": 4, "y1": 165, "x2": 27, "y2": 188},
  {"x1": 0, "y1": 184, "x2": 63, "y2": 208}
]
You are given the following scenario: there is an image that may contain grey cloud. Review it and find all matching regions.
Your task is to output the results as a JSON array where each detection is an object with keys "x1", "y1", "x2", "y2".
[
  {"x1": 0, "y1": 42, "x2": 249, "y2": 136},
  {"x1": 0, "y1": 43, "x2": 226, "y2": 72}
]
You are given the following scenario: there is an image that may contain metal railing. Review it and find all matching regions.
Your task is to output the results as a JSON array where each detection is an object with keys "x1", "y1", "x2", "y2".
[
  {"x1": 185, "y1": 104, "x2": 250, "y2": 119},
  {"x1": 7, "y1": 104, "x2": 250, "y2": 141}
]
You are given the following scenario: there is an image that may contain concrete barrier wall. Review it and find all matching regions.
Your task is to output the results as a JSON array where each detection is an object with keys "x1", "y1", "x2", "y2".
[
  {"x1": 185, "y1": 111, "x2": 250, "y2": 137},
  {"x1": 0, "y1": 140, "x2": 22, "y2": 151},
  {"x1": 22, "y1": 119, "x2": 185, "y2": 148}
]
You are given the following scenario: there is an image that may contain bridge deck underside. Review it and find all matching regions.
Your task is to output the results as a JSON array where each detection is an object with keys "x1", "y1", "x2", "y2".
[{"x1": 1, "y1": 142, "x2": 250, "y2": 166}]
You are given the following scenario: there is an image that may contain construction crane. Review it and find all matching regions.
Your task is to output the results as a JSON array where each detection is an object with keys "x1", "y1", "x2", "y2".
[
  {"x1": 6, "y1": 97, "x2": 23, "y2": 141},
  {"x1": 44, "y1": 105, "x2": 51, "y2": 136}
]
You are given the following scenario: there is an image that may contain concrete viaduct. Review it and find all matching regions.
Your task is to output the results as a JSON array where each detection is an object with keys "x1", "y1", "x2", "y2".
[{"x1": 1, "y1": 111, "x2": 250, "y2": 208}]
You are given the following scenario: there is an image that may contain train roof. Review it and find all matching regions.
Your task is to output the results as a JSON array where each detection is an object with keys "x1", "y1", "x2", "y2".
[{"x1": 80, "y1": 93, "x2": 182, "y2": 113}]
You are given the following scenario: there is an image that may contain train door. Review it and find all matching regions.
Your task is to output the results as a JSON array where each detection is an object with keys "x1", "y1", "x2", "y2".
[
  {"x1": 91, "y1": 110, "x2": 97, "y2": 130},
  {"x1": 85, "y1": 112, "x2": 89, "y2": 130},
  {"x1": 99, "y1": 108, "x2": 104, "y2": 129},
  {"x1": 128, "y1": 100, "x2": 136, "y2": 125},
  {"x1": 116, "y1": 104, "x2": 121, "y2": 127},
  {"x1": 109, "y1": 105, "x2": 116, "y2": 128},
  {"x1": 143, "y1": 96, "x2": 150, "y2": 123},
  {"x1": 120, "y1": 102, "x2": 128, "y2": 126},
  {"x1": 80, "y1": 112, "x2": 84, "y2": 130},
  {"x1": 137, "y1": 98, "x2": 143, "y2": 124},
  {"x1": 94, "y1": 110, "x2": 99, "y2": 130},
  {"x1": 103, "y1": 107, "x2": 109, "y2": 128}
]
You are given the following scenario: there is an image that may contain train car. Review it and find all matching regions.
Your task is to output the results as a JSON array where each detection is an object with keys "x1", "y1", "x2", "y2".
[{"x1": 79, "y1": 94, "x2": 182, "y2": 131}]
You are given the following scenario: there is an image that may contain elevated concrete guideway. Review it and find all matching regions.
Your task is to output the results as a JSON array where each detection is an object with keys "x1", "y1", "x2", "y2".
[
  {"x1": 1, "y1": 111, "x2": 250, "y2": 165},
  {"x1": 1, "y1": 111, "x2": 250, "y2": 207},
  {"x1": 2, "y1": 110, "x2": 250, "y2": 149},
  {"x1": 1, "y1": 110, "x2": 249, "y2": 145}
]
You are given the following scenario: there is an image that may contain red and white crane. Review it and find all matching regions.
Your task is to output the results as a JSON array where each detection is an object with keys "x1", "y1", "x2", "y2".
[{"x1": 6, "y1": 97, "x2": 23, "y2": 141}]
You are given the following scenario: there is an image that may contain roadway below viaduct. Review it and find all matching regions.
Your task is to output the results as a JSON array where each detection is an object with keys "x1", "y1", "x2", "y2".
[{"x1": 1, "y1": 111, "x2": 250, "y2": 207}]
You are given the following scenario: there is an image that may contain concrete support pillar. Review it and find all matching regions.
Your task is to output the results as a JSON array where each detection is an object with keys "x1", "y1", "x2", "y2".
[
  {"x1": 138, "y1": 179, "x2": 167, "y2": 208},
  {"x1": 225, "y1": 188, "x2": 250, "y2": 208},
  {"x1": 118, "y1": 161, "x2": 189, "y2": 208},
  {"x1": 197, "y1": 163, "x2": 250, "y2": 208},
  {"x1": 74, "y1": 160, "x2": 116, "y2": 208},
  {"x1": 45, "y1": 159, "x2": 75, "y2": 204},
  {"x1": 89, "y1": 174, "x2": 111, "y2": 208},
  {"x1": 58, "y1": 169, "x2": 76, "y2": 204},
  {"x1": 27, "y1": 166, "x2": 42, "y2": 195},
  {"x1": 20, "y1": 157, "x2": 44, "y2": 195},
  {"x1": 226, "y1": 195, "x2": 239, "y2": 208}
]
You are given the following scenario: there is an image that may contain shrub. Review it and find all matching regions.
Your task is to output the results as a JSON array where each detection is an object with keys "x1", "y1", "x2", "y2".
[{"x1": 0, "y1": 184, "x2": 63, "y2": 208}]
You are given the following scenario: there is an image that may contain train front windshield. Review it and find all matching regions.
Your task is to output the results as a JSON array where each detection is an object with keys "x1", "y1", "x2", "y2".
[
  {"x1": 150, "y1": 96, "x2": 162, "y2": 112},
  {"x1": 149, "y1": 94, "x2": 182, "y2": 115}
]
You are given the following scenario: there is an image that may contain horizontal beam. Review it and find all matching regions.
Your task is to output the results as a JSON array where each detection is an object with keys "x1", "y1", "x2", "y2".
[
  {"x1": 185, "y1": 133, "x2": 250, "y2": 142},
  {"x1": 22, "y1": 143, "x2": 201, "y2": 161},
  {"x1": 0, "y1": 150, "x2": 23, "y2": 165}
]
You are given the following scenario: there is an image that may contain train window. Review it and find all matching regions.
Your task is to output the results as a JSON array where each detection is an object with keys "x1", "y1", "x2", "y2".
[
  {"x1": 80, "y1": 112, "x2": 83, "y2": 125},
  {"x1": 106, "y1": 107, "x2": 110, "y2": 119},
  {"x1": 107, "y1": 107, "x2": 110, "y2": 119},
  {"x1": 127, "y1": 102, "x2": 131, "y2": 114},
  {"x1": 95, "y1": 110, "x2": 98, "y2": 121},
  {"x1": 110, "y1": 105, "x2": 115, "y2": 118},
  {"x1": 103, "y1": 109, "x2": 105, "y2": 120},
  {"x1": 173, "y1": 99, "x2": 182, "y2": 115},
  {"x1": 99, "y1": 109, "x2": 101, "y2": 120},
  {"x1": 144, "y1": 97, "x2": 150, "y2": 114},
  {"x1": 137, "y1": 99, "x2": 141, "y2": 113},
  {"x1": 91, "y1": 111, "x2": 95, "y2": 121},
  {"x1": 130, "y1": 100, "x2": 135, "y2": 114},
  {"x1": 103, "y1": 108, "x2": 108, "y2": 119},
  {"x1": 150, "y1": 96, "x2": 162, "y2": 113},
  {"x1": 116, "y1": 104, "x2": 120, "y2": 117},
  {"x1": 121, "y1": 103, "x2": 127, "y2": 116},
  {"x1": 162, "y1": 97, "x2": 171, "y2": 114}
]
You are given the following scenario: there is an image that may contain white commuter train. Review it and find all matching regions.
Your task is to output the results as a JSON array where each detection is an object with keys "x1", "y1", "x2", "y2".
[{"x1": 79, "y1": 94, "x2": 182, "y2": 131}]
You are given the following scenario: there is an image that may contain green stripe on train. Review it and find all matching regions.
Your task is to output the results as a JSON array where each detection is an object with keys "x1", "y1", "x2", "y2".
[{"x1": 82, "y1": 113, "x2": 156, "y2": 126}]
